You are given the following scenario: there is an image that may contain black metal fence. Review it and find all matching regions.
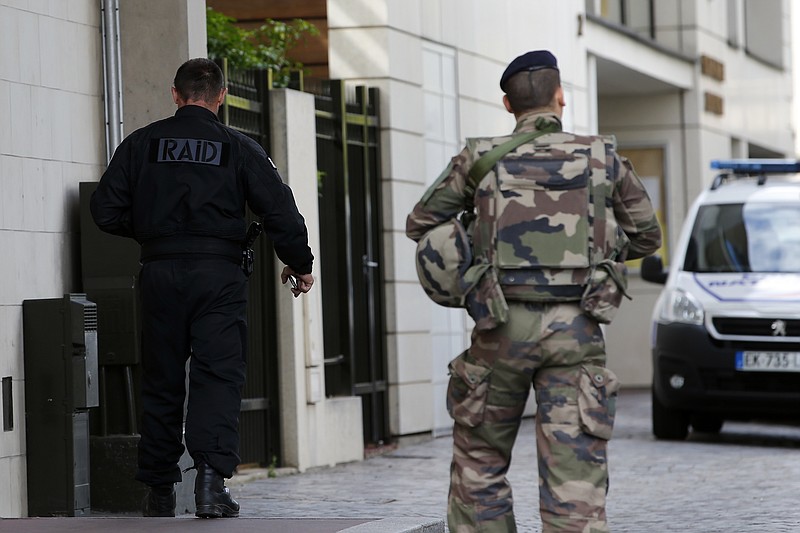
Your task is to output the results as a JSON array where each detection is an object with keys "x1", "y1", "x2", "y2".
[
  {"x1": 219, "y1": 61, "x2": 389, "y2": 460},
  {"x1": 308, "y1": 80, "x2": 388, "y2": 446},
  {"x1": 218, "y1": 61, "x2": 281, "y2": 467}
]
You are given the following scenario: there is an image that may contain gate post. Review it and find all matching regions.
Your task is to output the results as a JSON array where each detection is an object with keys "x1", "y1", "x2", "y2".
[{"x1": 269, "y1": 88, "x2": 364, "y2": 470}]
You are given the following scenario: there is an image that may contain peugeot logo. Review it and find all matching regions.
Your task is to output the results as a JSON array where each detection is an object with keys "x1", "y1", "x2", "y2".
[{"x1": 771, "y1": 320, "x2": 787, "y2": 337}]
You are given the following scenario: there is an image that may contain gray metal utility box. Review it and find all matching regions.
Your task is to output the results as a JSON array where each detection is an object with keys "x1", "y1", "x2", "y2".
[{"x1": 23, "y1": 293, "x2": 99, "y2": 516}]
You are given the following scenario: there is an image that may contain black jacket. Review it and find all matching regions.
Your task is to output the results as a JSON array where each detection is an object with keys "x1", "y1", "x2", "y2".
[{"x1": 91, "y1": 105, "x2": 314, "y2": 274}]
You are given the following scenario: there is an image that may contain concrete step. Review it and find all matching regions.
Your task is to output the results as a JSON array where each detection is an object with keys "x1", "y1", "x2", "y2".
[{"x1": 0, "y1": 517, "x2": 446, "y2": 533}]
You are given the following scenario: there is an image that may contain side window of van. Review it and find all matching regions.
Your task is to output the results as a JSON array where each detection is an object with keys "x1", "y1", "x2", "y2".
[
  {"x1": 685, "y1": 202, "x2": 800, "y2": 274},
  {"x1": 685, "y1": 204, "x2": 749, "y2": 273},
  {"x1": 745, "y1": 205, "x2": 800, "y2": 273}
]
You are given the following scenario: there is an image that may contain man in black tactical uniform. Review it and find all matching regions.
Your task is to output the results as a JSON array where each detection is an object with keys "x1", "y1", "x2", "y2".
[{"x1": 91, "y1": 58, "x2": 315, "y2": 518}]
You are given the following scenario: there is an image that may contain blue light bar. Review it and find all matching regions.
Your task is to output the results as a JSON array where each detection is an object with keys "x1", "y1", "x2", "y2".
[{"x1": 710, "y1": 159, "x2": 800, "y2": 172}]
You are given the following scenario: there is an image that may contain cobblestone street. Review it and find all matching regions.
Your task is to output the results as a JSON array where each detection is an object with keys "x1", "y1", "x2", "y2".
[{"x1": 232, "y1": 388, "x2": 800, "y2": 532}]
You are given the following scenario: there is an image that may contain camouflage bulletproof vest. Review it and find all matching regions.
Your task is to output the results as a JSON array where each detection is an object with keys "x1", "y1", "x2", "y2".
[{"x1": 468, "y1": 132, "x2": 625, "y2": 302}]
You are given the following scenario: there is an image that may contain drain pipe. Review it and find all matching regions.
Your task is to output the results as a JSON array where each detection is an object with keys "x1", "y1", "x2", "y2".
[
  {"x1": 100, "y1": 0, "x2": 123, "y2": 162},
  {"x1": 100, "y1": 0, "x2": 137, "y2": 436}
]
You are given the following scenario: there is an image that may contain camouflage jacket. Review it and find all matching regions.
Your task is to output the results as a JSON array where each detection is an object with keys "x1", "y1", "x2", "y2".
[{"x1": 406, "y1": 112, "x2": 662, "y2": 302}]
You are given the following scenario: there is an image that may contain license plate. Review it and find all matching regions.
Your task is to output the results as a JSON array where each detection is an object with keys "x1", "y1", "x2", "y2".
[{"x1": 736, "y1": 351, "x2": 800, "y2": 372}]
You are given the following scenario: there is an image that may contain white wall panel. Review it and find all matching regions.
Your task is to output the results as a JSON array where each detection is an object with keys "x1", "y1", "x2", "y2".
[
  {"x1": 381, "y1": 129, "x2": 425, "y2": 183},
  {"x1": 0, "y1": 157, "x2": 23, "y2": 230},
  {"x1": 385, "y1": 228, "x2": 419, "y2": 283},
  {"x1": 384, "y1": 180, "x2": 427, "y2": 232},
  {"x1": 8, "y1": 84, "x2": 32, "y2": 157},
  {"x1": 388, "y1": 332, "x2": 434, "y2": 383},
  {"x1": 387, "y1": 0, "x2": 421, "y2": 34},
  {"x1": 328, "y1": 0, "x2": 388, "y2": 28},
  {"x1": 391, "y1": 382, "x2": 433, "y2": 434}
]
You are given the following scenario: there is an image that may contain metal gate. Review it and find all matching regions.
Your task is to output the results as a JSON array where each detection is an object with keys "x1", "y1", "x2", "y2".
[
  {"x1": 219, "y1": 62, "x2": 281, "y2": 467},
  {"x1": 310, "y1": 80, "x2": 389, "y2": 446},
  {"x1": 219, "y1": 61, "x2": 389, "y2": 450}
]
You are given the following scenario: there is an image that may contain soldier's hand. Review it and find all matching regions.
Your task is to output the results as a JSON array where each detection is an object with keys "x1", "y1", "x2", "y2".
[{"x1": 281, "y1": 266, "x2": 315, "y2": 298}]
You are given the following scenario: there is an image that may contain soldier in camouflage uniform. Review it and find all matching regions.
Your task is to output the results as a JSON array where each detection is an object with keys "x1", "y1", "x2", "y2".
[{"x1": 406, "y1": 50, "x2": 661, "y2": 533}]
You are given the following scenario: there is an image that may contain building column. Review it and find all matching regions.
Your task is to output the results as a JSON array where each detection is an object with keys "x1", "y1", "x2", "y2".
[{"x1": 119, "y1": 0, "x2": 207, "y2": 134}]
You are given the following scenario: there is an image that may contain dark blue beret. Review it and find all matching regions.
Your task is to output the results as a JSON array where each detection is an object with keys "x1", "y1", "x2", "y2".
[{"x1": 500, "y1": 50, "x2": 559, "y2": 92}]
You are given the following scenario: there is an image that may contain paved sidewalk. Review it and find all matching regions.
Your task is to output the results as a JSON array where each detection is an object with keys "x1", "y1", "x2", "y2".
[
  {"x1": 230, "y1": 388, "x2": 800, "y2": 532},
  {"x1": 6, "y1": 388, "x2": 800, "y2": 532},
  {"x1": 608, "y1": 391, "x2": 800, "y2": 532},
  {"x1": 0, "y1": 517, "x2": 443, "y2": 533}
]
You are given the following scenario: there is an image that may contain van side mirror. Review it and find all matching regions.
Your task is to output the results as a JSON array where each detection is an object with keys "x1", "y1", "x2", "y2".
[{"x1": 641, "y1": 254, "x2": 668, "y2": 284}]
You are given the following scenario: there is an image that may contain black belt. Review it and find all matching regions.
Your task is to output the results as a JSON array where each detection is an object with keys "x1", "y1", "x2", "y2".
[{"x1": 140, "y1": 235, "x2": 242, "y2": 262}]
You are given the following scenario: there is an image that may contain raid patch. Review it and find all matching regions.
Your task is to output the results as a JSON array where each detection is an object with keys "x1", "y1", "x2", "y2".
[{"x1": 151, "y1": 138, "x2": 229, "y2": 166}]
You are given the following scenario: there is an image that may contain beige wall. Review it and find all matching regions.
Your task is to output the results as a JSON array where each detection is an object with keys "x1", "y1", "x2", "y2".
[
  {"x1": 599, "y1": 92, "x2": 690, "y2": 386},
  {"x1": 120, "y1": 0, "x2": 207, "y2": 133},
  {"x1": 0, "y1": 0, "x2": 208, "y2": 517},
  {"x1": 0, "y1": 0, "x2": 105, "y2": 518}
]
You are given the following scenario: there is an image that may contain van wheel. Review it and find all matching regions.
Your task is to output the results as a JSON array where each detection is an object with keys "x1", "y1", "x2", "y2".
[
  {"x1": 652, "y1": 386, "x2": 689, "y2": 440},
  {"x1": 691, "y1": 415, "x2": 723, "y2": 434}
]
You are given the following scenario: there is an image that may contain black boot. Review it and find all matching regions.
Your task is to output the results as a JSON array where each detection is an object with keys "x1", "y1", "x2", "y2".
[
  {"x1": 143, "y1": 484, "x2": 176, "y2": 517},
  {"x1": 194, "y1": 462, "x2": 240, "y2": 518}
]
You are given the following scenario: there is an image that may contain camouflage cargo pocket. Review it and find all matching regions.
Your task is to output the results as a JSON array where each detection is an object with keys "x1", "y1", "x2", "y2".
[
  {"x1": 580, "y1": 260, "x2": 629, "y2": 324},
  {"x1": 446, "y1": 351, "x2": 493, "y2": 428},
  {"x1": 577, "y1": 365, "x2": 620, "y2": 440},
  {"x1": 463, "y1": 265, "x2": 509, "y2": 331}
]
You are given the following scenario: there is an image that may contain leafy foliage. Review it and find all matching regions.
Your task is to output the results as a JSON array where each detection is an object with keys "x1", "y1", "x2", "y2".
[{"x1": 206, "y1": 7, "x2": 319, "y2": 87}]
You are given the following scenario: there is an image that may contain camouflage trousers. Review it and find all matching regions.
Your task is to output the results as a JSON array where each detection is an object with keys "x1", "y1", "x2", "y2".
[{"x1": 447, "y1": 301, "x2": 619, "y2": 533}]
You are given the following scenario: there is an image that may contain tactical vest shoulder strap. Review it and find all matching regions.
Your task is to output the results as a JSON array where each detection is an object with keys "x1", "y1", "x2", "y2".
[
  {"x1": 463, "y1": 127, "x2": 555, "y2": 211},
  {"x1": 467, "y1": 132, "x2": 536, "y2": 188}
]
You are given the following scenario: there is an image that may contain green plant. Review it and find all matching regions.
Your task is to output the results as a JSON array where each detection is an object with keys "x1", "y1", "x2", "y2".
[
  {"x1": 206, "y1": 7, "x2": 319, "y2": 87},
  {"x1": 267, "y1": 455, "x2": 278, "y2": 478}
]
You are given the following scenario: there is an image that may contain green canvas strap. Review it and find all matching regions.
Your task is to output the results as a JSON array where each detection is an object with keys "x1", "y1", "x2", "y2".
[
  {"x1": 464, "y1": 121, "x2": 560, "y2": 210},
  {"x1": 467, "y1": 132, "x2": 538, "y2": 187}
]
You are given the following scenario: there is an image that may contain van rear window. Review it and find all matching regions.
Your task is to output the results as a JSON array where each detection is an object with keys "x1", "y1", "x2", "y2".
[{"x1": 684, "y1": 203, "x2": 800, "y2": 273}]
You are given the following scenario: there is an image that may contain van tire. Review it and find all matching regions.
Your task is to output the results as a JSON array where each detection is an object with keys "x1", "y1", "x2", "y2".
[
  {"x1": 691, "y1": 414, "x2": 723, "y2": 434},
  {"x1": 652, "y1": 386, "x2": 689, "y2": 440}
]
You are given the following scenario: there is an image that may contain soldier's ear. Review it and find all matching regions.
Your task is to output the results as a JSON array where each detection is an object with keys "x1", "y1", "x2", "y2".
[
  {"x1": 555, "y1": 86, "x2": 566, "y2": 110},
  {"x1": 503, "y1": 94, "x2": 514, "y2": 114}
]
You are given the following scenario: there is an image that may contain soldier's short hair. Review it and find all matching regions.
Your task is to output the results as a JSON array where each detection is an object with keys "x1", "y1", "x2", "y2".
[
  {"x1": 173, "y1": 58, "x2": 225, "y2": 104},
  {"x1": 505, "y1": 68, "x2": 561, "y2": 113}
]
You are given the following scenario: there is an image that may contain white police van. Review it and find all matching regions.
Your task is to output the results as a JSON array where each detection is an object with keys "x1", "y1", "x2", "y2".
[{"x1": 642, "y1": 160, "x2": 800, "y2": 440}]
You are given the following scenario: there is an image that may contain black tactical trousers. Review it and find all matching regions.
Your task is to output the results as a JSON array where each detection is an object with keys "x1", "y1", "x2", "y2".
[{"x1": 135, "y1": 258, "x2": 248, "y2": 486}]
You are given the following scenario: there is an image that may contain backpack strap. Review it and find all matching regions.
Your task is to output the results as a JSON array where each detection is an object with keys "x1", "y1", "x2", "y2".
[{"x1": 463, "y1": 121, "x2": 560, "y2": 211}]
